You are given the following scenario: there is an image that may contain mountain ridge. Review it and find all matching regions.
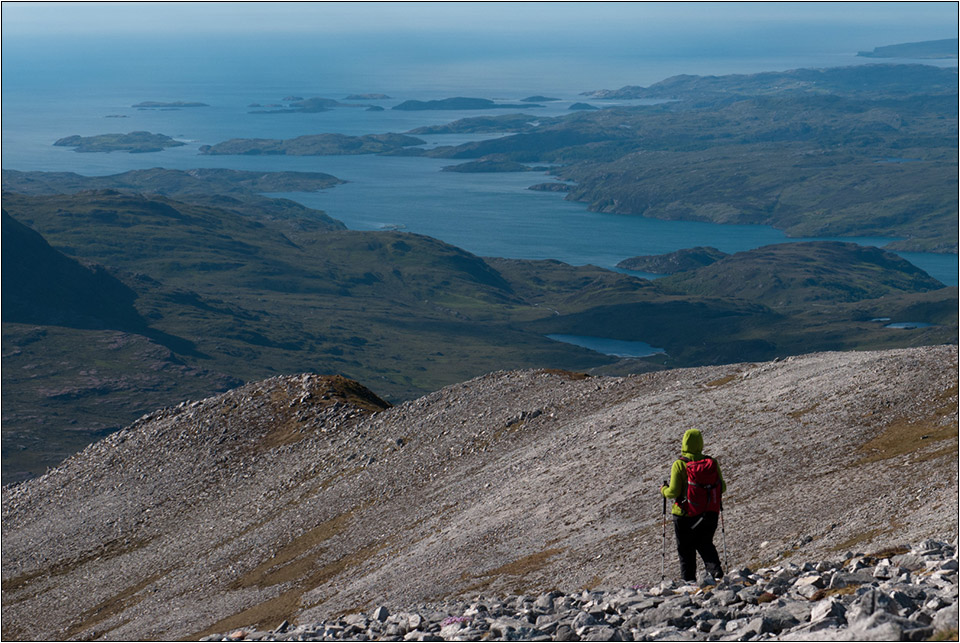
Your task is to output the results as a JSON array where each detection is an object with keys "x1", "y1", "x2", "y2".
[{"x1": 3, "y1": 345, "x2": 956, "y2": 640}]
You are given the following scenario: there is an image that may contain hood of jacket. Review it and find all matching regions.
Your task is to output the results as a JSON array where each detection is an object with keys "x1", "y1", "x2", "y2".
[{"x1": 681, "y1": 428, "x2": 704, "y2": 460}]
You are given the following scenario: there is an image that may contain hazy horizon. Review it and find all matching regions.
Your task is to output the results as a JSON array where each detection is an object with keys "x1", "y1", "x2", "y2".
[{"x1": 3, "y1": 2, "x2": 955, "y2": 36}]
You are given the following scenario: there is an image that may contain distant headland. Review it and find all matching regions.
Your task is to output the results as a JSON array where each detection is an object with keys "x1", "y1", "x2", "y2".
[{"x1": 857, "y1": 38, "x2": 958, "y2": 59}]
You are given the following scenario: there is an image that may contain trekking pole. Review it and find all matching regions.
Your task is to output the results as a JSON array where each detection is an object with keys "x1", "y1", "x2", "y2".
[
  {"x1": 660, "y1": 481, "x2": 667, "y2": 582},
  {"x1": 720, "y1": 509, "x2": 729, "y2": 573}
]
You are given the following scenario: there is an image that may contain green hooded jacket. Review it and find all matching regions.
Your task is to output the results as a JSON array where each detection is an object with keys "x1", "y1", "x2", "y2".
[{"x1": 660, "y1": 429, "x2": 726, "y2": 517}]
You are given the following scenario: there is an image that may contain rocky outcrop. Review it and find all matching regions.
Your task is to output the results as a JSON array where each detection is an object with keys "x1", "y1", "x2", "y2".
[
  {"x1": 2, "y1": 347, "x2": 957, "y2": 640},
  {"x1": 205, "y1": 539, "x2": 959, "y2": 641}
]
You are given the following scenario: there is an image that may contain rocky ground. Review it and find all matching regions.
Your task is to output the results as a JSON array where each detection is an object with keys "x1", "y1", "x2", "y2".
[
  {"x1": 2, "y1": 346, "x2": 957, "y2": 641},
  {"x1": 204, "y1": 539, "x2": 959, "y2": 641}
]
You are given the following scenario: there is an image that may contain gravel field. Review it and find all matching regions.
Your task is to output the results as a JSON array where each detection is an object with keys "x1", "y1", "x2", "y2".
[{"x1": 2, "y1": 345, "x2": 957, "y2": 641}]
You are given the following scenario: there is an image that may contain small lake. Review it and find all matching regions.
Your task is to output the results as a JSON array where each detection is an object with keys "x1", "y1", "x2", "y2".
[
  {"x1": 546, "y1": 334, "x2": 666, "y2": 357},
  {"x1": 884, "y1": 322, "x2": 937, "y2": 329}
]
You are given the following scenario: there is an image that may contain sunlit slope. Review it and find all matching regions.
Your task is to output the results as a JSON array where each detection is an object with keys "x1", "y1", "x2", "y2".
[{"x1": 2, "y1": 346, "x2": 956, "y2": 640}]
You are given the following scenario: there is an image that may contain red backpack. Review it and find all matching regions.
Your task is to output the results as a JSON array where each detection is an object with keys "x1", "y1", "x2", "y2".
[{"x1": 678, "y1": 456, "x2": 722, "y2": 516}]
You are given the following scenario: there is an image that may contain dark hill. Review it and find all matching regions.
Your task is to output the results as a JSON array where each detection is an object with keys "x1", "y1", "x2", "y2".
[
  {"x1": 1, "y1": 211, "x2": 145, "y2": 331},
  {"x1": 659, "y1": 241, "x2": 945, "y2": 309}
]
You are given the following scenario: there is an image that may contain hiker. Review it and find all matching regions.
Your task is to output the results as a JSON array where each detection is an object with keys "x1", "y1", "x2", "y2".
[{"x1": 661, "y1": 428, "x2": 726, "y2": 582}]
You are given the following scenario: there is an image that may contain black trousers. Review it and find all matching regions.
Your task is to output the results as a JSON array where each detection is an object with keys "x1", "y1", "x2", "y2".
[{"x1": 673, "y1": 512, "x2": 723, "y2": 581}]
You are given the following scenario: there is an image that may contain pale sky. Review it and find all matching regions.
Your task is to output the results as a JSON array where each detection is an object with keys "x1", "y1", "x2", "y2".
[{"x1": 2, "y1": 1, "x2": 956, "y2": 36}]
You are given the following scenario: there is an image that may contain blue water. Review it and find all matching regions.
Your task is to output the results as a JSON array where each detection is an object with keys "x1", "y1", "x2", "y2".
[
  {"x1": 267, "y1": 162, "x2": 910, "y2": 272},
  {"x1": 2, "y1": 31, "x2": 957, "y2": 285},
  {"x1": 547, "y1": 335, "x2": 666, "y2": 358},
  {"x1": 885, "y1": 322, "x2": 937, "y2": 329}
]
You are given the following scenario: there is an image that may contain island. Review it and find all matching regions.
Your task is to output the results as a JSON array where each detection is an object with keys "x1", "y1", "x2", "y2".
[
  {"x1": 522, "y1": 95, "x2": 560, "y2": 102},
  {"x1": 53, "y1": 131, "x2": 186, "y2": 153},
  {"x1": 132, "y1": 101, "x2": 208, "y2": 109},
  {"x1": 393, "y1": 97, "x2": 542, "y2": 110},
  {"x1": 569, "y1": 102, "x2": 599, "y2": 110},
  {"x1": 346, "y1": 93, "x2": 391, "y2": 100},
  {"x1": 199, "y1": 132, "x2": 425, "y2": 156},
  {"x1": 441, "y1": 160, "x2": 533, "y2": 173},
  {"x1": 250, "y1": 97, "x2": 356, "y2": 114},
  {"x1": 858, "y1": 39, "x2": 958, "y2": 59}
]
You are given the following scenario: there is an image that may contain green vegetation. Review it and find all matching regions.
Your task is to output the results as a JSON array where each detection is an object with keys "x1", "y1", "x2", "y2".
[
  {"x1": 418, "y1": 65, "x2": 958, "y2": 253},
  {"x1": 659, "y1": 242, "x2": 944, "y2": 308},
  {"x1": 53, "y1": 131, "x2": 186, "y2": 153},
  {"x1": 2, "y1": 168, "x2": 346, "y2": 229},
  {"x1": 3, "y1": 163, "x2": 956, "y2": 483}
]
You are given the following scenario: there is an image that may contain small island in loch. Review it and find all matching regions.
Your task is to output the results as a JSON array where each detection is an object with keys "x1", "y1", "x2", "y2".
[
  {"x1": 53, "y1": 131, "x2": 186, "y2": 153},
  {"x1": 393, "y1": 97, "x2": 543, "y2": 110}
]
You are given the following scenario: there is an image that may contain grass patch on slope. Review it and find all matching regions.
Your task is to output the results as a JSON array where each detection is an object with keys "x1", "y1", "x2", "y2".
[{"x1": 856, "y1": 385, "x2": 959, "y2": 464}]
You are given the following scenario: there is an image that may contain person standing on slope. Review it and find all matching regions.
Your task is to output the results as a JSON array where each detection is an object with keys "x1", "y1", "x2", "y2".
[{"x1": 661, "y1": 428, "x2": 726, "y2": 582}]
